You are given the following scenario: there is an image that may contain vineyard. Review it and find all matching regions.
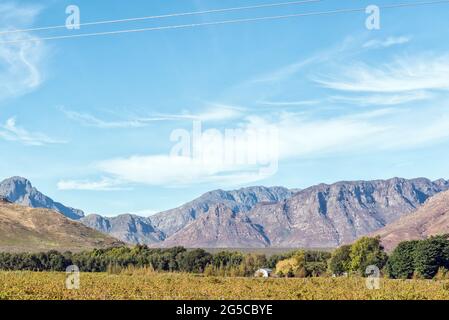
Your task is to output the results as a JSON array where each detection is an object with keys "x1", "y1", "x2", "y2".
[{"x1": 1, "y1": 271, "x2": 449, "y2": 300}]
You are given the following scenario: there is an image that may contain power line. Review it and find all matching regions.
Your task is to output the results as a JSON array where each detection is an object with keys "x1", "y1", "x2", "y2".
[
  {"x1": 0, "y1": 0, "x2": 320, "y2": 36},
  {"x1": 1, "y1": 0, "x2": 448, "y2": 45}
]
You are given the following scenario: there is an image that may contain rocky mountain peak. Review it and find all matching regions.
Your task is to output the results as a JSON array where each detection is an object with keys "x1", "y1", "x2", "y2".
[
  {"x1": 0, "y1": 176, "x2": 85, "y2": 220},
  {"x1": 0, "y1": 176, "x2": 33, "y2": 199}
]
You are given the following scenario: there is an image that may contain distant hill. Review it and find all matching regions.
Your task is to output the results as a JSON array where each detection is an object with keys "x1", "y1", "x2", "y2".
[
  {"x1": 0, "y1": 199, "x2": 122, "y2": 252},
  {"x1": 372, "y1": 190, "x2": 449, "y2": 251},
  {"x1": 0, "y1": 177, "x2": 84, "y2": 220}
]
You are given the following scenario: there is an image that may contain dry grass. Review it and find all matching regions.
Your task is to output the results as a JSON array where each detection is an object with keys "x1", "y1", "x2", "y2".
[
  {"x1": 1, "y1": 272, "x2": 449, "y2": 300},
  {"x1": 0, "y1": 202, "x2": 122, "y2": 252}
]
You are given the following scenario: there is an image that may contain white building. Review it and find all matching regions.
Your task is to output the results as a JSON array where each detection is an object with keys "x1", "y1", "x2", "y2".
[{"x1": 254, "y1": 268, "x2": 273, "y2": 278}]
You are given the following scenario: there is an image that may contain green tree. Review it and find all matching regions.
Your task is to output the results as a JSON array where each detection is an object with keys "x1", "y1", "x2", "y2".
[
  {"x1": 414, "y1": 235, "x2": 449, "y2": 279},
  {"x1": 178, "y1": 249, "x2": 212, "y2": 273},
  {"x1": 386, "y1": 240, "x2": 419, "y2": 279},
  {"x1": 328, "y1": 245, "x2": 351, "y2": 276},
  {"x1": 349, "y1": 237, "x2": 388, "y2": 275}
]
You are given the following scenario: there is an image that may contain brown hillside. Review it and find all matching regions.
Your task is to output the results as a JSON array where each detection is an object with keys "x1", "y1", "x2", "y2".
[
  {"x1": 372, "y1": 190, "x2": 449, "y2": 251},
  {"x1": 0, "y1": 200, "x2": 123, "y2": 252}
]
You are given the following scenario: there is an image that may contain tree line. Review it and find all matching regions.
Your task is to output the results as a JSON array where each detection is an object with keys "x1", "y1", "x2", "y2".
[
  {"x1": 1, "y1": 235, "x2": 449, "y2": 279},
  {"x1": 327, "y1": 235, "x2": 449, "y2": 279},
  {"x1": 0, "y1": 246, "x2": 265, "y2": 276}
]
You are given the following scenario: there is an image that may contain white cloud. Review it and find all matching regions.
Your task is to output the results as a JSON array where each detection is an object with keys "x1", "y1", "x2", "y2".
[
  {"x1": 315, "y1": 54, "x2": 449, "y2": 93},
  {"x1": 57, "y1": 110, "x2": 386, "y2": 187},
  {"x1": 0, "y1": 3, "x2": 41, "y2": 26},
  {"x1": 55, "y1": 39, "x2": 449, "y2": 190},
  {"x1": 97, "y1": 155, "x2": 239, "y2": 186},
  {"x1": 61, "y1": 109, "x2": 156, "y2": 129},
  {"x1": 265, "y1": 112, "x2": 388, "y2": 159},
  {"x1": 251, "y1": 56, "x2": 318, "y2": 84},
  {"x1": 62, "y1": 104, "x2": 243, "y2": 128},
  {"x1": 249, "y1": 37, "x2": 356, "y2": 84},
  {"x1": 57, "y1": 101, "x2": 449, "y2": 188},
  {"x1": 57, "y1": 178, "x2": 125, "y2": 191},
  {"x1": 0, "y1": 117, "x2": 65, "y2": 146},
  {"x1": 58, "y1": 156, "x2": 271, "y2": 189},
  {"x1": 187, "y1": 104, "x2": 243, "y2": 121},
  {"x1": 245, "y1": 106, "x2": 449, "y2": 161},
  {"x1": 363, "y1": 36, "x2": 411, "y2": 49},
  {"x1": 257, "y1": 100, "x2": 322, "y2": 107},
  {"x1": 0, "y1": 3, "x2": 46, "y2": 101},
  {"x1": 60, "y1": 115, "x2": 281, "y2": 187},
  {"x1": 329, "y1": 91, "x2": 432, "y2": 106}
]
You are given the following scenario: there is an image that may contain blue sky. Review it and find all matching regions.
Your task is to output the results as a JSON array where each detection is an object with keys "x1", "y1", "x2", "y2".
[{"x1": 1, "y1": 0, "x2": 449, "y2": 216}]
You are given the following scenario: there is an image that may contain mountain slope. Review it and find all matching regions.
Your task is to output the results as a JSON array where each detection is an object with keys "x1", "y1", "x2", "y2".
[
  {"x1": 0, "y1": 199, "x2": 122, "y2": 252},
  {"x1": 81, "y1": 178, "x2": 449, "y2": 248},
  {"x1": 149, "y1": 186, "x2": 292, "y2": 237},
  {"x1": 246, "y1": 177, "x2": 449, "y2": 248},
  {"x1": 4, "y1": 176, "x2": 448, "y2": 249},
  {"x1": 81, "y1": 214, "x2": 165, "y2": 244},
  {"x1": 372, "y1": 190, "x2": 449, "y2": 251},
  {"x1": 161, "y1": 204, "x2": 270, "y2": 248},
  {"x1": 0, "y1": 177, "x2": 84, "y2": 220},
  {"x1": 80, "y1": 186, "x2": 291, "y2": 245}
]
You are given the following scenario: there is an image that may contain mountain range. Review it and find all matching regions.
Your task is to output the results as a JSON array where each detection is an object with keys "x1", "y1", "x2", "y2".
[
  {"x1": 1, "y1": 176, "x2": 448, "y2": 249},
  {"x1": 80, "y1": 186, "x2": 291, "y2": 245}
]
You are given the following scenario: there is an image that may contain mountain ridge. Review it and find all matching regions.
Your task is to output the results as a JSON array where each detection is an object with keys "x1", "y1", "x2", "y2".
[
  {"x1": 82, "y1": 177, "x2": 449, "y2": 248},
  {"x1": 0, "y1": 177, "x2": 84, "y2": 220},
  {"x1": 2, "y1": 176, "x2": 449, "y2": 249},
  {"x1": 244, "y1": 177, "x2": 448, "y2": 248},
  {"x1": 81, "y1": 186, "x2": 292, "y2": 245}
]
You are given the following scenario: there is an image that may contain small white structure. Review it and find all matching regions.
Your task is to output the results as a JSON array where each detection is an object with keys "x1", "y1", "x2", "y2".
[{"x1": 254, "y1": 268, "x2": 272, "y2": 278}]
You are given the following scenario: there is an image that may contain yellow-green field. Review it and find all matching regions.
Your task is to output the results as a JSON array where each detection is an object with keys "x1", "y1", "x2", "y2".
[{"x1": 1, "y1": 272, "x2": 449, "y2": 300}]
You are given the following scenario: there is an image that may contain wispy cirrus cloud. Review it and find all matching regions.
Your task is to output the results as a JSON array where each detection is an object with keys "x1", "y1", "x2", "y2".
[
  {"x1": 363, "y1": 36, "x2": 412, "y2": 49},
  {"x1": 61, "y1": 108, "x2": 156, "y2": 129},
  {"x1": 61, "y1": 104, "x2": 244, "y2": 128},
  {"x1": 329, "y1": 91, "x2": 432, "y2": 106},
  {"x1": 314, "y1": 54, "x2": 449, "y2": 93},
  {"x1": 0, "y1": 117, "x2": 65, "y2": 146},
  {"x1": 248, "y1": 36, "x2": 357, "y2": 85},
  {"x1": 0, "y1": 3, "x2": 47, "y2": 101}
]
